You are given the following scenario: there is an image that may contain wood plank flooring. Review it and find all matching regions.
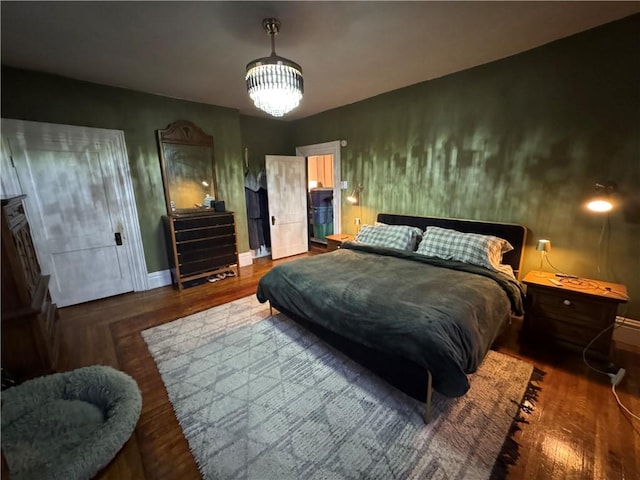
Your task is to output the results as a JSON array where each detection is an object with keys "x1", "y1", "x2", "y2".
[{"x1": 48, "y1": 251, "x2": 640, "y2": 480}]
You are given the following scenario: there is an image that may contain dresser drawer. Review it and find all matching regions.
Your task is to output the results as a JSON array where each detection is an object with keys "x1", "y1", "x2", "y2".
[
  {"x1": 175, "y1": 224, "x2": 235, "y2": 242},
  {"x1": 177, "y1": 242, "x2": 236, "y2": 263},
  {"x1": 179, "y1": 253, "x2": 238, "y2": 276},
  {"x1": 173, "y1": 213, "x2": 233, "y2": 230},
  {"x1": 529, "y1": 289, "x2": 615, "y2": 329}
]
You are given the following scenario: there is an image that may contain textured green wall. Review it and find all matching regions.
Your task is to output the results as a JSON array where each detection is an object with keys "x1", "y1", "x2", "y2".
[
  {"x1": 2, "y1": 16, "x2": 638, "y2": 318},
  {"x1": 290, "y1": 15, "x2": 640, "y2": 317},
  {"x1": 1, "y1": 68, "x2": 248, "y2": 273},
  {"x1": 240, "y1": 115, "x2": 294, "y2": 172}
]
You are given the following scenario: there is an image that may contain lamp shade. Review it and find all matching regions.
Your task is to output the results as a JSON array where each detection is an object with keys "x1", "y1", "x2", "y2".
[
  {"x1": 586, "y1": 198, "x2": 614, "y2": 213},
  {"x1": 585, "y1": 181, "x2": 616, "y2": 213},
  {"x1": 536, "y1": 239, "x2": 551, "y2": 252}
]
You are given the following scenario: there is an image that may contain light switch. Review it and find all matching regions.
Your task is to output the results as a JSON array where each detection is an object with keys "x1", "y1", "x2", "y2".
[{"x1": 341, "y1": 181, "x2": 348, "y2": 189}]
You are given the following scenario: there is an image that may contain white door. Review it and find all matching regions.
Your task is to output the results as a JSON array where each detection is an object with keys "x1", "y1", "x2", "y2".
[
  {"x1": 2, "y1": 120, "x2": 148, "y2": 307},
  {"x1": 265, "y1": 155, "x2": 308, "y2": 260}
]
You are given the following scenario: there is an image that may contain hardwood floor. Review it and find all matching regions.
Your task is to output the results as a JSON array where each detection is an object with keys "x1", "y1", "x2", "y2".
[{"x1": 47, "y1": 251, "x2": 640, "y2": 480}]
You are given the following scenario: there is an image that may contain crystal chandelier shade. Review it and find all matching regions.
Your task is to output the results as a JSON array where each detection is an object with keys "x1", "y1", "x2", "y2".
[{"x1": 245, "y1": 19, "x2": 304, "y2": 117}]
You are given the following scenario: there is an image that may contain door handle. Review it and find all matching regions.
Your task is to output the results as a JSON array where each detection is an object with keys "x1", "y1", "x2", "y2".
[
  {"x1": 114, "y1": 232, "x2": 123, "y2": 245},
  {"x1": 271, "y1": 216, "x2": 276, "y2": 226}
]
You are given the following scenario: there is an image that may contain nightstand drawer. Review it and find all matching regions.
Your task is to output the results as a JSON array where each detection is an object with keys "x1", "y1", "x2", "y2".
[
  {"x1": 547, "y1": 320, "x2": 610, "y2": 352},
  {"x1": 530, "y1": 290, "x2": 615, "y2": 329}
]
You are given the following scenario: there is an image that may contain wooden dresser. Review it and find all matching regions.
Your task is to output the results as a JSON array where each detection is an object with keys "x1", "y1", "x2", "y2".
[
  {"x1": 1, "y1": 195, "x2": 60, "y2": 381},
  {"x1": 163, "y1": 211, "x2": 239, "y2": 290},
  {"x1": 522, "y1": 270, "x2": 628, "y2": 360}
]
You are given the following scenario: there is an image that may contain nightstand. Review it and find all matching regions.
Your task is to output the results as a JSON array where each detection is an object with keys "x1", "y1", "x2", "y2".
[
  {"x1": 325, "y1": 234, "x2": 354, "y2": 252},
  {"x1": 522, "y1": 271, "x2": 628, "y2": 360}
]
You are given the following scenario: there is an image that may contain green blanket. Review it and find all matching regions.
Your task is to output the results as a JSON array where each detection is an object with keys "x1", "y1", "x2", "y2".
[{"x1": 257, "y1": 243, "x2": 525, "y2": 397}]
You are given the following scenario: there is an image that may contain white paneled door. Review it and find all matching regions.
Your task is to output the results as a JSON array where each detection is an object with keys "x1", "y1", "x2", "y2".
[
  {"x1": 265, "y1": 155, "x2": 309, "y2": 260},
  {"x1": 1, "y1": 120, "x2": 148, "y2": 307}
]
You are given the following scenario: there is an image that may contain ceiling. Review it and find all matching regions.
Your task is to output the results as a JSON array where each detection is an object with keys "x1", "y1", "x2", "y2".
[{"x1": 2, "y1": 2, "x2": 639, "y2": 121}]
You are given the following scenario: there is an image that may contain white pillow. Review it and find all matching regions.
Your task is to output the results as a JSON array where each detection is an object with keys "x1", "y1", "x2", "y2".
[{"x1": 416, "y1": 226, "x2": 515, "y2": 277}]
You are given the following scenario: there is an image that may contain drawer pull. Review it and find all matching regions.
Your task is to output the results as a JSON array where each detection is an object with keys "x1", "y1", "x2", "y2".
[{"x1": 563, "y1": 299, "x2": 572, "y2": 306}]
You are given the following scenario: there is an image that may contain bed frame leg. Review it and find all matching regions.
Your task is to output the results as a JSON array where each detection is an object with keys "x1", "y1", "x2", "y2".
[
  {"x1": 269, "y1": 301, "x2": 273, "y2": 317},
  {"x1": 423, "y1": 370, "x2": 433, "y2": 424}
]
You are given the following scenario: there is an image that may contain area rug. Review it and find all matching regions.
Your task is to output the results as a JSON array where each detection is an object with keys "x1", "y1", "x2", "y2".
[{"x1": 142, "y1": 295, "x2": 542, "y2": 480}]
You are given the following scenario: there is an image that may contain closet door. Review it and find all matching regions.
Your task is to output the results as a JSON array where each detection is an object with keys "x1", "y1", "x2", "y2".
[{"x1": 265, "y1": 155, "x2": 308, "y2": 259}]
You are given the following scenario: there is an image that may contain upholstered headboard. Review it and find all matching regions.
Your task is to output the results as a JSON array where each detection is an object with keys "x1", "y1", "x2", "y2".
[{"x1": 376, "y1": 213, "x2": 527, "y2": 277}]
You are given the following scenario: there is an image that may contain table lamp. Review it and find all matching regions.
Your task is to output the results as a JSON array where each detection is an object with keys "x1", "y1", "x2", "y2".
[{"x1": 536, "y1": 239, "x2": 551, "y2": 276}]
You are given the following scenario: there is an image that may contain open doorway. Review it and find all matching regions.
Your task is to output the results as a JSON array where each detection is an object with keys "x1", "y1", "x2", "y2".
[
  {"x1": 296, "y1": 141, "x2": 342, "y2": 245},
  {"x1": 308, "y1": 154, "x2": 334, "y2": 243}
]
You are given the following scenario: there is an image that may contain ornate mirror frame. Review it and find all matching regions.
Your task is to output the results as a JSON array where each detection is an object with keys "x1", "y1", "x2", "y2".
[{"x1": 157, "y1": 120, "x2": 218, "y2": 215}]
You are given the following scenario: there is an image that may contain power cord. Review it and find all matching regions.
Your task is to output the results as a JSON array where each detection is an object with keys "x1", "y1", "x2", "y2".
[
  {"x1": 582, "y1": 322, "x2": 616, "y2": 376},
  {"x1": 582, "y1": 310, "x2": 639, "y2": 422},
  {"x1": 542, "y1": 254, "x2": 568, "y2": 276},
  {"x1": 543, "y1": 255, "x2": 630, "y2": 300},
  {"x1": 612, "y1": 384, "x2": 640, "y2": 421},
  {"x1": 597, "y1": 213, "x2": 614, "y2": 278}
]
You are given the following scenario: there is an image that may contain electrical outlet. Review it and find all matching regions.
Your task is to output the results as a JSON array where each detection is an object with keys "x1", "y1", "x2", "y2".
[{"x1": 611, "y1": 368, "x2": 626, "y2": 386}]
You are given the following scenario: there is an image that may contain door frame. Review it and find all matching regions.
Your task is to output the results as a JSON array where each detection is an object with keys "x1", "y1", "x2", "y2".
[
  {"x1": 295, "y1": 140, "x2": 342, "y2": 235},
  {"x1": 1, "y1": 118, "x2": 149, "y2": 294}
]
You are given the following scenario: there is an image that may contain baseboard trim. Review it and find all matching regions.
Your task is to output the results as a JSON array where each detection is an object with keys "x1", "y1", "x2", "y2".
[
  {"x1": 147, "y1": 256, "x2": 253, "y2": 290},
  {"x1": 613, "y1": 316, "x2": 640, "y2": 348},
  {"x1": 147, "y1": 269, "x2": 172, "y2": 289},
  {"x1": 239, "y1": 251, "x2": 253, "y2": 267}
]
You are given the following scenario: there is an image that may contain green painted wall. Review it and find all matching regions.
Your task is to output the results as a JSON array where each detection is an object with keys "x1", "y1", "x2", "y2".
[
  {"x1": 290, "y1": 15, "x2": 640, "y2": 317},
  {"x1": 1, "y1": 68, "x2": 251, "y2": 273},
  {"x1": 2, "y1": 15, "x2": 638, "y2": 317},
  {"x1": 240, "y1": 115, "x2": 294, "y2": 173}
]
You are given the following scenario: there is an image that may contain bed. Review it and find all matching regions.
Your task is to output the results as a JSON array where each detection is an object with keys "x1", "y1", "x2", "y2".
[{"x1": 256, "y1": 213, "x2": 527, "y2": 421}]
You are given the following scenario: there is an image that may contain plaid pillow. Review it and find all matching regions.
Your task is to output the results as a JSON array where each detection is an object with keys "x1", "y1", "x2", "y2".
[
  {"x1": 416, "y1": 226, "x2": 515, "y2": 277},
  {"x1": 354, "y1": 224, "x2": 422, "y2": 251}
]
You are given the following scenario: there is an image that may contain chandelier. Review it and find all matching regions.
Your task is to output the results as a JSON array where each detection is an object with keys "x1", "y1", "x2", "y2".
[{"x1": 246, "y1": 18, "x2": 303, "y2": 117}]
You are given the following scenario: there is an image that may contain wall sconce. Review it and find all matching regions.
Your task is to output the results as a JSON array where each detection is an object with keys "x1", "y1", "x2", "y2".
[
  {"x1": 347, "y1": 184, "x2": 363, "y2": 205},
  {"x1": 586, "y1": 181, "x2": 617, "y2": 213},
  {"x1": 536, "y1": 239, "x2": 551, "y2": 275}
]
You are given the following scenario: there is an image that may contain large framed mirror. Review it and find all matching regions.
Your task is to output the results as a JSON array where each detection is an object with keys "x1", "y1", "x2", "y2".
[{"x1": 157, "y1": 120, "x2": 217, "y2": 214}]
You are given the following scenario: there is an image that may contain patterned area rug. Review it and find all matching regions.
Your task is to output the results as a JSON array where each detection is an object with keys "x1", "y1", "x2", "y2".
[{"x1": 143, "y1": 295, "x2": 541, "y2": 480}]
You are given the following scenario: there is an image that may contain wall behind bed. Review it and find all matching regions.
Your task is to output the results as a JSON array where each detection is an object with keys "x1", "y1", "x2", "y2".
[{"x1": 290, "y1": 14, "x2": 640, "y2": 318}]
